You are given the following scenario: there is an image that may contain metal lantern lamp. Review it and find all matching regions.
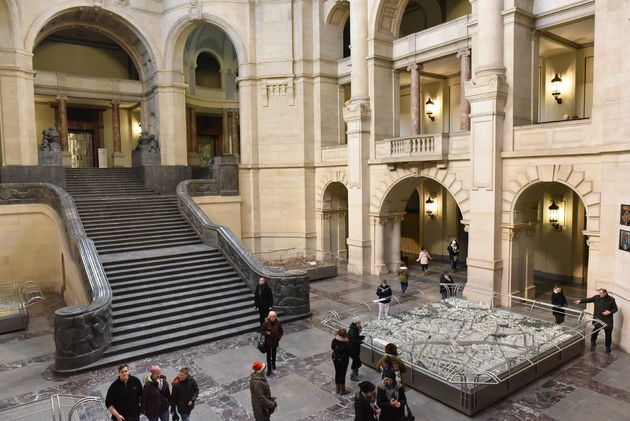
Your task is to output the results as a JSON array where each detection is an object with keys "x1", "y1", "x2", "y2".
[
  {"x1": 548, "y1": 200, "x2": 561, "y2": 230},
  {"x1": 551, "y1": 74, "x2": 563, "y2": 104},
  {"x1": 425, "y1": 195, "x2": 436, "y2": 218},
  {"x1": 425, "y1": 98, "x2": 435, "y2": 121}
]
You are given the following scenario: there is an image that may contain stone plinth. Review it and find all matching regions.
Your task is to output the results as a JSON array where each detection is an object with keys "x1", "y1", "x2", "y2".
[
  {"x1": 38, "y1": 146, "x2": 62, "y2": 166},
  {"x1": 132, "y1": 146, "x2": 161, "y2": 167}
]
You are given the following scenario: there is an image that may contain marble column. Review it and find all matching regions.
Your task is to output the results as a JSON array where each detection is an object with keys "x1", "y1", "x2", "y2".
[
  {"x1": 111, "y1": 100, "x2": 123, "y2": 167},
  {"x1": 222, "y1": 108, "x2": 229, "y2": 155},
  {"x1": 190, "y1": 107, "x2": 198, "y2": 154},
  {"x1": 230, "y1": 109, "x2": 239, "y2": 155},
  {"x1": 409, "y1": 64, "x2": 422, "y2": 135},
  {"x1": 457, "y1": 49, "x2": 471, "y2": 131},
  {"x1": 56, "y1": 95, "x2": 69, "y2": 152},
  {"x1": 373, "y1": 216, "x2": 387, "y2": 275}
]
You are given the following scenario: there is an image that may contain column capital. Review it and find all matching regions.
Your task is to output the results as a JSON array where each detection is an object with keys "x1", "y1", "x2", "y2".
[
  {"x1": 456, "y1": 49, "x2": 471, "y2": 59},
  {"x1": 110, "y1": 100, "x2": 120, "y2": 106},
  {"x1": 56, "y1": 95, "x2": 68, "y2": 102},
  {"x1": 406, "y1": 63, "x2": 423, "y2": 72}
]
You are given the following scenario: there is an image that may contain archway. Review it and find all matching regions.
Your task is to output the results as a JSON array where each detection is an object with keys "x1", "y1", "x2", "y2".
[
  {"x1": 377, "y1": 175, "x2": 468, "y2": 276},
  {"x1": 322, "y1": 182, "x2": 348, "y2": 258},
  {"x1": 510, "y1": 182, "x2": 588, "y2": 302}
]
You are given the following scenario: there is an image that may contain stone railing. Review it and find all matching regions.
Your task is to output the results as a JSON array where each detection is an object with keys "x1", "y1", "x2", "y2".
[
  {"x1": 375, "y1": 133, "x2": 448, "y2": 163},
  {"x1": 177, "y1": 180, "x2": 310, "y2": 317},
  {"x1": 0, "y1": 183, "x2": 111, "y2": 372}
]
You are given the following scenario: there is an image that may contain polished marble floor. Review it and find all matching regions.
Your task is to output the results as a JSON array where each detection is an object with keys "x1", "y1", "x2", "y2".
[{"x1": 0, "y1": 263, "x2": 628, "y2": 420}]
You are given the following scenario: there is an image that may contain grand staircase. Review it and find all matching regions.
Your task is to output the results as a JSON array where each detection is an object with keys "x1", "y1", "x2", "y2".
[{"x1": 65, "y1": 168, "x2": 260, "y2": 368}]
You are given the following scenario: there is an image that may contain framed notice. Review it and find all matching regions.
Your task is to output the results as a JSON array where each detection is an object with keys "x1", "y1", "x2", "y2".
[
  {"x1": 621, "y1": 204, "x2": 630, "y2": 226},
  {"x1": 620, "y1": 230, "x2": 630, "y2": 253}
]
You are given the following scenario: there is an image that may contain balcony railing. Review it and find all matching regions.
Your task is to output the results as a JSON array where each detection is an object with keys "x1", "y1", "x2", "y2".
[{"x1": 375, "y1": 133, "x2": 449, "y2": 163}]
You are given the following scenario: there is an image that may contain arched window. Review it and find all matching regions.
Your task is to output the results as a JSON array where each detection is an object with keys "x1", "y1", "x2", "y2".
[
  {"x1": 343, "y1": 19, "x2": 351, "y2": 58},
  {"x1": 195, "y1": 52, "x2": 222, "y2": 89}
]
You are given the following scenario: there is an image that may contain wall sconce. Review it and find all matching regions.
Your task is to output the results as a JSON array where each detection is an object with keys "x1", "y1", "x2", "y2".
[
  {"x1": 425, "y1": 194, "x2": 437, "y2": 219},
  {"x1": 425, "y1": 98, "x2": 435, "y2": 121},
  {"x1": 548, "y1": 198, "x2": 564, "y2": 231},
  {"x1": 133, "y1": 121, "x2": 142, "y2": 137},
  {"x1": 551, "y1": 74, "x2": 563, "y2": 104}
]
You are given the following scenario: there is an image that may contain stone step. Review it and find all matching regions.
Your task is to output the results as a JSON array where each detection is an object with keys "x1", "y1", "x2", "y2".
[
  {"x1": 81, "y1": 213, "x2": 186, "y2": 225},
  {"x1": 108, "y1": 266, "x2": 237, "y2": 289},
  {"x1": 84, "y1": 220, "x2": 186, "y2": 234},
  {"x1": 100, "y1": 249, "x2": 216, "y2": 269},
  {"x1": 96, "y1": 238, "x2": 202, "y2": 254},
  {"x1": 106, "y1": 259, "x2": 230, "y2": 282},
  {"x1": 87, "y1": 224, "x2": 191, "y2": 240},
  {"x1": 78, "y1": 207, "x2": 180, "y2": 220},
  {"x1": 92, "y1": 230, "x2": 197, "y2": 247}
]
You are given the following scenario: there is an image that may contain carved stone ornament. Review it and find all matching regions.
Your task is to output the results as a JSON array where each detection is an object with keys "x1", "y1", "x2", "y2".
[
  {"x1": 260, "y1": 78, "x2": 295, "y2": 106},
  {"x1": 189, "y1": 0, "x2": 203, "y2": 21}
]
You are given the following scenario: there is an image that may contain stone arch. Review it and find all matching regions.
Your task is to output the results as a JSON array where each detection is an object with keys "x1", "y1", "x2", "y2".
[
  {"x1": 369, "y1": 0, "x2": 409, "y2": 40},
  {"x1": 503, "y1": 164, "x2": 600, "y2": 233},
  {"x1": 165, "y1": 13, "x2": 248, "y2": 74},
  {"x1": 24, "y1": 4, "x2": 161, "y2": 82},
  {"x1": 316, "y1": 170, "x2": 348, "y2": 209},
  {"x1": 0, "y1": 0, "x2": 20, "y2": 50},
  {"x1": 326, "y1": 0, "x2": 350, "y2": 26},
  {"x1": 372, "y1": 165, "x2": 470, "y2": 220}
]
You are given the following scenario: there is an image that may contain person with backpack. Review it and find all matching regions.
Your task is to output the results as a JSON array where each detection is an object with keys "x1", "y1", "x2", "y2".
[
  {"x1": 141, "y1": 365, "x2": 171, "y2": 421},
  {"x1": 331, "y1": 328, "x2": 353, "y2": 395},
  {"x1": 376, "y1": 343, "x2": 407, "y2": 384}
]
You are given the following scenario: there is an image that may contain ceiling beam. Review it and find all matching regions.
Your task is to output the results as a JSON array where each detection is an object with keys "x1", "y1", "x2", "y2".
[{"x1": 539, "y1": 30, "x2": 582, "y2": 50}]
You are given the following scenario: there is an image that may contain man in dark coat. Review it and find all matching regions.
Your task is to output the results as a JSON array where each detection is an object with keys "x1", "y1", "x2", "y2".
[
  {"x1": 348, "y1": 317, "x2": 365, "y2": 381},
  {"x1": 141, "y1": 365, "x2": 171, "y2": 421},
  {"x1": 250, "y1": 361, "x2": 277, "y2": 421},
  {"x1": 106, "y1": 364, "x2": 143, "y2": 421},
  {"x1": 551, "y1": 284, "x2": 568, "y2": 324},
  {"x1": 439, "y1": 271, "x2": 454, "y2": 300},
  {"x1": 354, "y1": 381, "x2": 379, "y2": 421},
  {"x1": 376, "y1": 280, "x2": 392, "y2": 319},
  {"x1": 170, "y1": 367, "x2": 199, "y2": 421},
  {"x1": 575, "y1": 288, "x2": 618, "y2": 352},
  {"x1": 255, "y1": 277, "x2": 274, "y2": 325}
]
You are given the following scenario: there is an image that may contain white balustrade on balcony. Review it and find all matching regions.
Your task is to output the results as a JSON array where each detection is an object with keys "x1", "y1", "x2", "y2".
[{"x1": 375, "y1": 133, "x2": 450, "y2": 163}]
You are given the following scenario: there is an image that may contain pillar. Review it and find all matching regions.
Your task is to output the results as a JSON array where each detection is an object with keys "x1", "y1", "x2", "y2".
[
  {"x1": 222, "y1": 108, "x2": 229, "y2": 155},
  {"x1": 186, "y1": 105, "x2": 200, "y2": 166},
  {"x1": 56, "y1": 95, "x2": 71, "y2": 167},
  {"x1": 457, "y1": 49, "x2": 471, "y2": 131},
  {"x1": 345, "y1": 0, "x2": 372, "y2": 274},
  {"x1": 409, "y1": 64, "x2": 421, "y2": 135},
  {"x1": 155, "y1": 82, "x2": 187, "y2": 165},
  {"x1": 388, "y1": 214, "x2": 404, "y2": 271},
  {"x1": 230, "y1": 109, "x2": 239, "y2": 155},
  {"x1": 111, "y1": 100, "x2": 124, "y2": 167},
  {"x1": 373, "y1": 216, "x2": 386, "y2": 275}
]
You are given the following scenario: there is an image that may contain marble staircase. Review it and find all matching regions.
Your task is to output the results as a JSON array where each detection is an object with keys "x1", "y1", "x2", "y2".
[{"x1": 64, "y1": 168, "x2": 259, "y2": 369}]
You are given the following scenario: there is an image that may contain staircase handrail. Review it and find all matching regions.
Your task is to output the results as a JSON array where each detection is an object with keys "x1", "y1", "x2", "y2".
[
  {"x1": 177, "y1": 180, "x2": 310, "y2": 317},
  {"x1": 0, "y1": 183, "x2": 111, "y2": 372}
]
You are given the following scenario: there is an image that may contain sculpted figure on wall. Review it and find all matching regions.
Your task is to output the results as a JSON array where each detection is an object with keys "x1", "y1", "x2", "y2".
[{"x1": 39, "y1": 126, "x2": 61, "y2": 151}]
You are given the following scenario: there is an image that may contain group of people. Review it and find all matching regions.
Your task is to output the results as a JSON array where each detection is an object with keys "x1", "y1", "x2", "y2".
[{"x1": 105, "y1": 365, "x2": 199, "y2": 421}]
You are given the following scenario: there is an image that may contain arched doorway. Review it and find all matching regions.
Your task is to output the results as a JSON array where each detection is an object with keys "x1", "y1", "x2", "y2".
[
  {"x1": 377, "y1": 176, "x2": 468, "y2": 275},
  {"x1": 182, "y1": 23, "x2": 239, "y2": 167},
  {"x1": 510, "y1": 182, "x2": 588, "y2": 301},
  {"x1": 322, "y1": 182, "x2": 348, "y2": 258}
]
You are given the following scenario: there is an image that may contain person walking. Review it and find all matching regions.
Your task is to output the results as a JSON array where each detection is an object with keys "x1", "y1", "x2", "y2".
[
  {"x1": 376, "y1": 343, "x2": 407, "y2": 384},
  {"x1": 397, "y1": 264, "x2": 409, "y2": 294},
  {"x1": 447, "y1": 240, "x2": 460, "y2": 272},
  {"x1": 105, "y1": 364, "x2": 143, "y2": 421},
  {"x1": 551, "y1": 284, "x2": 568, "y2": 324},
  {"x1": 255, "y1": 277, "x2": 274, "y2": 325},
  {"x1": 354, "y1": 381, "x2": 379, "y2": 421},
  {"x1": 261, "y1": 311, "x2": 283, "y2": 376},
  {"x1": 331, "y1": 328, "x2": 352, "y2": 395},
  {"x1": 439, "y1": 271, "x2": 454, "y2": 300},
  {"x1": 376, "y1": 280, "x2": 392, "y2": 319},
  {"x1": 575, "y1": 288, "x2": 618, "y2": 352},
  {"x1": 348, "y1": 317, "x2": 365, "y2": 381},
  {"x1": 415, "y1": 247, "x2": 432, "y2": 275},
  {"x1": 170, "y1": 367, "x2": 199, "y2": 421},
  {"x1": 141, "y1": 365, "x2": 171, "y2": 421},
  {"x1": 250, "y1": 361, "x2": 277, "y2": 421},
  {"x1": 376, "y1": 375, "x2": 407, "y2": 421}
]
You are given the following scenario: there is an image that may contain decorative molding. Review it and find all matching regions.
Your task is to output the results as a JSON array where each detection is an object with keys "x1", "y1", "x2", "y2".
[
  {"x1": 188, "y1": 0, "x2": 203, "y2": 21},
  {"x1": 260, "y1": 77, "x2": 295, "y2": 107}
]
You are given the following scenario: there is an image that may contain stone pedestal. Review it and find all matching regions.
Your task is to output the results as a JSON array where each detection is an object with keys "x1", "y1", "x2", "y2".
[
  {"x1": 112, "y1": 151, "x2": 125, "y2": 167},
  {"x1": 38, "y1": 146, "x2": 62, "y2": 166},
  {"x1": 132, "y1": 146, "x2": 161, "y2": 167},
  {"x1": 211, "y1": 154, "x2": 239, "y2": 196}
]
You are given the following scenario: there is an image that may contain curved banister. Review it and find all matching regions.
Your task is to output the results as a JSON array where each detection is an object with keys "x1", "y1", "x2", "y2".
[
  {"x1": 0, "y1": 183, "x2": 112, "y2": 371},
  {"x1": 176, "y1": 180, "x2": 310, "y2": 316}
]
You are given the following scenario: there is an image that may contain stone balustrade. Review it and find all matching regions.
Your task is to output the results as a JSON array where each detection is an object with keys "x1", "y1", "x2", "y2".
[{"x1": 375, "y1": 133, "x2": 449, "y2": 163}]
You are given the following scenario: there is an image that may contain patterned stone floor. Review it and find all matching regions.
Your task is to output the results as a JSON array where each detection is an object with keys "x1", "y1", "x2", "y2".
[{"x1": 0, "y1": 263, "x2": 628, "y2": 420}]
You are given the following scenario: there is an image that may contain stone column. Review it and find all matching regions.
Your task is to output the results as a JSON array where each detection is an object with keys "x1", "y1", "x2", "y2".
[
  {"x1": 222, "y1": 108, "x2": 229, "y2": 155},
  {"x1": 409, "y1": 64, "x2": 421, "y2": 135},
  {"x1": 155, "y1": 82, "x2": 188, "y2": 165},
  {"x1": 111, "y1": 100, "x2": 123, "y2": 167},
  {"x1": 349, "y1": 0, "x2": 369, "y2": 101},
  {"x1": 476, "y1": 0, "x2": 504, "y2": 74},
  {"x1": 388, "y1": 214, "x2": 404, "y2": 271},
  {"x1": 457, "y1": 49, "x2": 471, "y2": 131},
  {"x1": 56, "y1": 95, "x2": 71, "y2": 167},
  {"x1": 231, "y1": 109, "x2": 239, "y2": 155},
  {"x1": 373, "y1": 215, "x2": 387, "y2": 275},
  {"x1": 187, "y1": 106, "x2": 200, "y2": 166}
]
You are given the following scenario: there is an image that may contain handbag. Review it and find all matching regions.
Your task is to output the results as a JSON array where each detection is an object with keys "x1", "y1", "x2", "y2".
[
  {"x1": 257, "y1": 334, "x2": 267, "y2": 353},
  {"x1": 402, "y1": 401, "x2": 415, "y2": 421}
]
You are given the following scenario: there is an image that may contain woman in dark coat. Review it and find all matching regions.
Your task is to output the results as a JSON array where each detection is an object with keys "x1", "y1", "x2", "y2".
[
  {"x1": 376, "y1": 376, "x2": 406, "y2": 421},
  {"x1": 332, "y1": 328, "x2": 353, "y2": 395},
  {"x1": 354, "y1": 381, "x2": 379, "y2": 421},
  {"x1": 551, "y1": 284, "x2": 568, "y2": 324},
  {"x1": 261, "y1": 311, "x2": 283, "y2": 376},
  {"x1": 447, "y1": 240, "x2": 460, "y2": 271}
]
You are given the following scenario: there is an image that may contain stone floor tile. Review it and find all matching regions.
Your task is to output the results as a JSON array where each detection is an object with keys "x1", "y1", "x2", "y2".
[
  {"x1": 544, "y1": 386, "x2": 630, "y2": 420},
  {"x1": 0, "y1": 336, "x2": 55, "y2": 364},
  {"x1": 280, "y1": 328, "x2": 335, "y2": 359},
  {"x1": 195, "y1": 345, "x2": 263, "y2": 385}
]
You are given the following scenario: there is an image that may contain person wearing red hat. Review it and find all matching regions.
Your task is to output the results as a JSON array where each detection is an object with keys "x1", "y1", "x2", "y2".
[
  {"x1": 249, "y1": 361, "x2": 277, "y2": 421},
  {"x1": 141, "y1": 365, "x2": 171, "y2": 421}
]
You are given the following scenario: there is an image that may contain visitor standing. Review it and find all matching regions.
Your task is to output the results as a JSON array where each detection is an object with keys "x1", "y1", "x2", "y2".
[
  {"x1": 551, "y1": 284, "x2": 568, "y2": 324},
  {"x1": 447, "y1": 240, "x2": 460, "y2": 272},
  {"x1": 376, "y1": 376, "x2": 407, "y2": 421},
  {"x1": 376, "y1": 343, "x2": 407, "y2": 383},
  {"x1": 575, "y1": 288, "x2": 618, "y2": 352},
  {"x1": 376, "y1": 280, "x2": 392, "y2": 319},
  {"x1": 439, "y1": 271, "x2": 454, "y2": 300},
  {"x1": 331, "y1": 328, "x2": 353, "y2": 395},
  {"x1": 348, "y1": 317, "x2": 365, "y2": 381},
  {"x1": 255, "y1": 277, "x2": 274, "y2": 325},
  {"x1": 105, "y1": 364, "x2": 143, "y2": 421},
  {"x1": 261, "y1": 311, "x2": 283, "y2": 376},
  {"x1": 415, "y1": 247, "x2": 432, "y2": 275},
  {"x1": 397, "y1": 264, "x2": 409, "y2": 294},
  {"x1": 250, "y1": 361, "x2": 277, "y2": 421},
  {"x1": 141, "y1": 365, "x2": 171, "y2": 421},
  {"x1": 170, "y1": 367, "x2": 199, "y2": 421},
  {"x1": 354, "y1": 381, "x2": 379, "y2": 421}
]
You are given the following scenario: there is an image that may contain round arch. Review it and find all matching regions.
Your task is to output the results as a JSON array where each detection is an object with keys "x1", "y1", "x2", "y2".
[
  {"x1": 165, "y1": 13, "x2": 248, "y2": 74},
  {"x1": 326, "y1": 0, "x2": 350, "y2": 26},
  {"x1": 0, "y1": 0, "x2": 20, "y2": 50},
  {"x1": 369, "y1": 0, "x2": 409, "y2": 40},
  {"x1": 321, "y1": 181, "x2": 349, "y2": 256},
  {"x1": 24, "y1": 4, "x2": 161, "y2": 81}
]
